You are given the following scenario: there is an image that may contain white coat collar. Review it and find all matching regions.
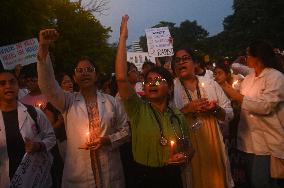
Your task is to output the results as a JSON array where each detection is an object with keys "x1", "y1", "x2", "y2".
[{"x1": 0, "y1": 102, "x2": 28, "y2": 131}]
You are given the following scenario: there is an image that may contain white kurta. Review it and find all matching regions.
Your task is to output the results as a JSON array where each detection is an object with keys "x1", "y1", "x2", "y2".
[
  {"x1": 0, "y1": 102, "x2": 56, "y2": 188},
  {"x1": 238, "y1": 68, "x2": 284, "y2": 159},
  {"x1": 173, "y1": 76, "x2": 234, "y2": 188},
  {"x1": 37, "y1": 55, "x2": 129, "y2": 188}
]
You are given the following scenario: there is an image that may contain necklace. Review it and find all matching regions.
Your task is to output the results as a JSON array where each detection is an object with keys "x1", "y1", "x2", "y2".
[
  {"x1": 180, "y1": 78, "x2": 201, "y2": 101},
  {"x1": 180, "y1": 78, "x2": 203, "y2": 130}
]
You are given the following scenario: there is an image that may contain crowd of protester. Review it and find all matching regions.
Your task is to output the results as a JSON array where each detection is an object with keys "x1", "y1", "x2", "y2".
[{"x1": 1, "y1": 15, "x2": 284, "y2": 188}]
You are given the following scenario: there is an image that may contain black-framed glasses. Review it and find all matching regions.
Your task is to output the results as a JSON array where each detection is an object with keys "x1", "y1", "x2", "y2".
[
  {"x1": 174, "y1": 56, "x2": 192, "y2": 64},
  {"x1": 75, "y1": 67, "x2": 95, "y2": 74},
  {"x1": 143, "y1": 77, "x2": 167, "y2": 86}
]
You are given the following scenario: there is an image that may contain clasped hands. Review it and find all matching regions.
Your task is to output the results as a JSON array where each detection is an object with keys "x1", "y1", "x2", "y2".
[{"x1": 182, "y1": 98, "x2": 219, "y2": 114}]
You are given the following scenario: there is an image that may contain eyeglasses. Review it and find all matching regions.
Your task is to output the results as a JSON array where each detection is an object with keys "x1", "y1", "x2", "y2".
[
  {"x1": 174, "y1": 56, "x2": 192, "y2": 64},
  {"x1": 143, "y1": 77, "x2": 167, "y2": 86},
  {"x1": 75, "y1": 67, "x2": 95, "y2": 74}
]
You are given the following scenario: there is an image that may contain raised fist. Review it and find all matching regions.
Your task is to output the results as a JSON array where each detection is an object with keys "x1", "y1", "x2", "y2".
[{"x1": 39, "y1": 29, "x2": 59, "y2": 47}]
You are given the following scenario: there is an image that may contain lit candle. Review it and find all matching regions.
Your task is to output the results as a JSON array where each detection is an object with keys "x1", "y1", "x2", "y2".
[
  {"x1": 232, "y1": 80, "x2": 238, "y2": 89},
  {"x1": 201, "y1": 82, "x2": 205, "y2": 87},
  {"x1": 170, "y1": 140, "x2": 175, "y2": 159},
  {"x1": 86, "y1": 132, "x2": 90, "y2": 144},
  {"x1": 35, "y1": 102, "x2": 42, "y2": 108}
]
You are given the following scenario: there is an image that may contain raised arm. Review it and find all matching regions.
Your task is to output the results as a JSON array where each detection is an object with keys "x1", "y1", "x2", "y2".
[
  {"x1": 37, "y1": 29, "x2": 66, "y2": 112},
  {"x1": 115, "y1": 15, "x2": 135, "y2": 99}
]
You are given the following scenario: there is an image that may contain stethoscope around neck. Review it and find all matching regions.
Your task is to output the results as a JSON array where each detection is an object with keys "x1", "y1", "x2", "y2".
[{"x1": 149, "y1": 104, "x2": 186, "y2": 146}]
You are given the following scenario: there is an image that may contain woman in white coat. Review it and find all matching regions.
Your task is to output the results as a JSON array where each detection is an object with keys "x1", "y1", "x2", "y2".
[
  {"x1": 37, "y1": 29, "x2": 128, "y2": 188},
  {"x1": 0, "y1": 70, "x2": 56, "y2": 188},
  {"x1": 222, "y1": 40, "x2": 284, "y2": 188}
]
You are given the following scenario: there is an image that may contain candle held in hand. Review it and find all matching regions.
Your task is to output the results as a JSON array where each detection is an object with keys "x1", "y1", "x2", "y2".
[
  {"x1": 232, "y1": 80, "x2": 238, "y2": 89},
  {"x1": 86, "y1": 132, "x2": 90, "y2": 144},
  {"x1": 170, "y1": 140, "x2": 175, "y2": 159},
  {"x1": 35, "y1": 102, "x2": 42, "y2": 108}
]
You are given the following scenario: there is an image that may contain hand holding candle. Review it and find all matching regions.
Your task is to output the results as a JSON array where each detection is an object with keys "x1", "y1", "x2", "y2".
[
  {"x1": 170, "y1": 140, "x2": 175, "y2": 159},
  {"x1": 37, "y1": 103, "x2": 42, "y2": 108},
  {"x1": 86, "y1": 132, "x2": 90, "y2": 144},
  {"x1": 35, "y1": 101, "x2": 45, "y2": 110},
  {"x1": 232, "y1": 80, "x2": 238, "y2": 89}
]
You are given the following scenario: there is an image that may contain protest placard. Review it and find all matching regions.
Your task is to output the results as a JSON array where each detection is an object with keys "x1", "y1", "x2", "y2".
[
  {"x1": 145, "y1": 27, "x2": 173, "y2": 57},
  {"x1": 127, "y1": 52, "x2": 155, "y2": 71},
  {"x1": 0, "y1": 38, "x2": 39, "y2": 70},
  {"x1": 10, "y1": 152, "x2": 52, "y2": 188}
]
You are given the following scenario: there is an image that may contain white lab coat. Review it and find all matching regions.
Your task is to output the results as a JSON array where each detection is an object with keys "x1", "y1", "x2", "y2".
[
  {"x1": 238, "y1": 68, "x2": 284, "y2": 159},
  {"x1": 37, "y1": 55, "x2": 129, "y2": 188},
  {"x1": 0, "y1": 102, "x2": 56, "y2": 188}
]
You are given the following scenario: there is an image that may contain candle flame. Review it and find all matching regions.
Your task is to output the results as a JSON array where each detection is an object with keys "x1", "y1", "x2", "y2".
[
  {"x1": 170, "y1": 140, "x2": 175, "y2": 145},
  {"x1": 35, "y1": 102, "x2": 42, "y2": 108},
  {"x1": 86, "y1": 132, "x2": 90, "y2": 136},
  {"x1": 232, "y1": 80, "x2": 238, "y2": 88},
  {"x1": 201, "y1": 82, "x2": 205, "y2": 87}
]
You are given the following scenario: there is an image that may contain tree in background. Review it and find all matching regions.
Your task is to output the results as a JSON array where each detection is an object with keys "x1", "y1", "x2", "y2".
[
  {"x1": 139, "y1": 0, "x2": 284, "y2": 61},
  {"x1": 207, "y1": 0, "x2": 284, "y2": 58},
  {"x1": 0, "y1": 0, "x2": 55, "y2": 45},
  {"x1": 78, "y1": 0, "x2": 110, "y2": 15},
  {"x1": 51, "y1": 1, "x2": 113, "y2": 73},
  {"x1": 0, "y1": 0, "x2": 114, "y2": 74}
]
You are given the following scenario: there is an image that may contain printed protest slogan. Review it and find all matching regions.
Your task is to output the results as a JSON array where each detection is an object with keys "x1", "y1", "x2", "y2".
[
  {"x1": 0, "y1": 38, "x2": 39, "y2": 70},
  {"x1": 10, "y1": 152, "x2": 52, "y2": 188},
  {"x1": 145, "y1": 27, "x2": 173, "y2": 57}
]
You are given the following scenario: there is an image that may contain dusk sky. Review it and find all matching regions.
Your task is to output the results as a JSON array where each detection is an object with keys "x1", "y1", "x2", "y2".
[{"x1": 95, "y1": 0, "x2": 234, "y2": 44}]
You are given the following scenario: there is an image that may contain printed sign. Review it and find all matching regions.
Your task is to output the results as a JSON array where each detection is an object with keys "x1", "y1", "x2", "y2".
[
  {"x1": 10, "y1": 152, "x2": 52, "y2": 188},
  {"x1": 145, "y1": 27, "x2": 173, "y2": 57},
  {"x1": 0, "y1": 38, "x2": 39, "y2": 70}
]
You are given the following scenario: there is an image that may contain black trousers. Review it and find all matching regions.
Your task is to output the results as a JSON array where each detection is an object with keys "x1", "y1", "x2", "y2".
[
  {"x1": 132, "y1": 162, "x2": 183, "y2": 188},
  {"x1": 241, "y1": 152, "x2": 284, "y2": 188}
]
